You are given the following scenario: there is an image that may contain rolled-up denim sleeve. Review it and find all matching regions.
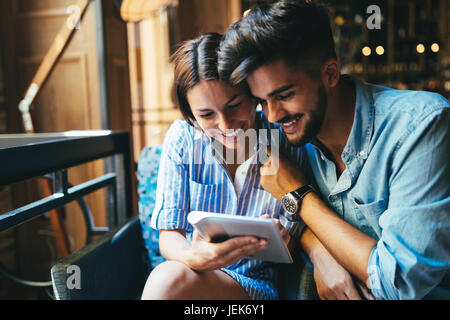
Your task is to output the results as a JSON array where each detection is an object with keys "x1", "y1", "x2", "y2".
[{"x1": 368, "y1": 107, "x2": 450, "y2": 300}]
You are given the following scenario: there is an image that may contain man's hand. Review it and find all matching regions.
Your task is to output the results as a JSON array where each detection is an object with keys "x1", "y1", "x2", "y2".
[
  {"x1": 260, "y1": 147, "x2": 307, "y2": 200},
  {"x1": 313, "y1": 254, "x2": 368, "y2": 300},
  {"x1": 302, "y1": 228, "x2": 375, "y2": 300},
  {"x1": 185, "y1": 230, "x2": 267, "y2": 272}
]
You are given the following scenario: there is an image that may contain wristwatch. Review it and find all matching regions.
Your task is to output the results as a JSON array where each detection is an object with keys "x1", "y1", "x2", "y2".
[{"x1": 281, "y1": 184, "x2": 315, "y2": 221}]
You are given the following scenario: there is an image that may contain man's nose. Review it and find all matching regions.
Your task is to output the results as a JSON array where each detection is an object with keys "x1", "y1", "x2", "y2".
[{"x1": 265, "y1": 100, "x2": 284, "y2": 124}]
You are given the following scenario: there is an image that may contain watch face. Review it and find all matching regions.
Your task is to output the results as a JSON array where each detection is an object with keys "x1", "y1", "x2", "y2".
[{"x1": 282, "y1": 196, "x2": 297, "y2": 215}]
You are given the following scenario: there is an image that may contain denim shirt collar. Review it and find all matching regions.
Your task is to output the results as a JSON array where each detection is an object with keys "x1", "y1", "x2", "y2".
[
  {"x1": 310, "y1": 74, "x2": 376, "y2": 190},
  {"x1": 342, "y1": 74, "x2": 375, "y2": 161}
]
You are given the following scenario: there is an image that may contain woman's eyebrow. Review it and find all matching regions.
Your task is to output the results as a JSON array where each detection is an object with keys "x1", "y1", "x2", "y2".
[
  {"x1": 193, "y1": 94, "x2": 242, "y2": 112},
  {"x1": 195, "y1": 108, "x2": 213, "y2": 112},
  {"x1": 224, "y1": 94, "x2": 240, "y2": 106}
]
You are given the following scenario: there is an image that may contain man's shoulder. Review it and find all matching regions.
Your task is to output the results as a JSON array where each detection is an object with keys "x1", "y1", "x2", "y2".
[
  {"x1": 357, "y1": 80, "x2": 448, "y2": 137},
  {"x1": 369, "y1": 83, "x2": 449, "y2": 117}
]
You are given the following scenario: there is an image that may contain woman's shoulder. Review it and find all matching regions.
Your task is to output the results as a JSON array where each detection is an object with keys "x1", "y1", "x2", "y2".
[
  {"x1": 168, "y1": 118, "x2": 194, "y2": 133},
  {"x1": 162, "y1": 119, "x2": 197, "y2": 162},
  {"x1": 164, "y1": 119, "x2": 196, "y2": 143}
]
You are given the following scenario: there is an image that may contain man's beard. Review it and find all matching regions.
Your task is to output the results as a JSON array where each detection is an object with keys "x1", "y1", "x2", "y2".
[{"x1": 288, "y1": 84, "x2": 327, "y2": 147}]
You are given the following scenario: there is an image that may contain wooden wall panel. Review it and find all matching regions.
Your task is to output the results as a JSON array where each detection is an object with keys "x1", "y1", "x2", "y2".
[
  {"x1": 101, "y1": 0, "x2": 137, "y2": 216},
  {"x1": 0, "y1": 0, "x2": 127, "y2": 295},
  {"x1": 16, "y1": 0, "x2": 75, "y2": 12},
  {"x1": 128, "y1": 15, "x2": 180, "y2": 160},
  {"x1": 108, "y1": 58, "x2": 131, "y2": 131},
  {"x1": 9, "y1": 1, "x2": 108, "y2": 255},
  {"x1": 18, "y1": 53, "x2": 92, "y2": 131}
]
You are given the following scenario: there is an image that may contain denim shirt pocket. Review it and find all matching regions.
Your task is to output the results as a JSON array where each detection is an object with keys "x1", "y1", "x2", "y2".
[
  {"x1": 189, "y1": 180, "x2": 224, "y2": 213},
  {"x1": 351, "y1": 198, "x2": 387, "y2": 240}
]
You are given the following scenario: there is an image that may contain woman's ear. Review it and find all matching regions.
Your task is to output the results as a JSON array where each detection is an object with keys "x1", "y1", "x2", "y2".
[{"x1": 320, "y1": 58, "x2": 340, "y2": 89}]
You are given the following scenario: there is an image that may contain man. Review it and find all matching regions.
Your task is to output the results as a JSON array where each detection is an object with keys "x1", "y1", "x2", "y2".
[{"x1": 218, "y1": 0, "x2": 449, "y2": 299}]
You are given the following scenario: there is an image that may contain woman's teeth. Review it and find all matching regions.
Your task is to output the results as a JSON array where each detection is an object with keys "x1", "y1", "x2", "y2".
[{"x1": 222, "y1": 130, "x2": 240, "y2": 137}]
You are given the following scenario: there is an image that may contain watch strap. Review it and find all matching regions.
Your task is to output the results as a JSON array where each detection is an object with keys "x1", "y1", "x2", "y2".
[
  {"x1": 283, "y1": 184, "x2": 315, "y2": 222},
  {"x1": 291, "y1": 184, "x2": 315, "y2": 201}
]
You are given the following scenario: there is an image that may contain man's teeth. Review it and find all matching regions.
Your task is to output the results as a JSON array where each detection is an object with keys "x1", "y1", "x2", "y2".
[{"x1": 282, "y1": 116, "x2": 302, "y2": 127}]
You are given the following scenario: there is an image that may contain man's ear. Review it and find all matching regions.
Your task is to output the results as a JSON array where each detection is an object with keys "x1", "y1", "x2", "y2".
[{"x1": 320, "y1": 58, "x2": 340, "y2": 89}]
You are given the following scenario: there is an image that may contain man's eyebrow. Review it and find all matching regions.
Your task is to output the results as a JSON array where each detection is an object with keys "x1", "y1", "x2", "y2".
[{"x1": 267, "y1": 85, "x2": 294, "y2": 98}]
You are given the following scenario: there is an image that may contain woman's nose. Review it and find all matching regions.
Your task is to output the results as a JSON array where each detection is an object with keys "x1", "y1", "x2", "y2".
[{"x1": 217, "y1": 114, "x2": 233, "y2": 132}]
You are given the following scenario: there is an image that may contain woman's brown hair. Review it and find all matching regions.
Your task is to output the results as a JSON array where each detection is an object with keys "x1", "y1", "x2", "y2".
[{"x1": 171, "y1": 33, "x2": 223, "y2": 125}]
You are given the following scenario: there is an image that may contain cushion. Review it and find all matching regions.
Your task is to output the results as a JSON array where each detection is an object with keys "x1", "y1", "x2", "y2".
[{"x1": 137, "y1": 145, "x2": 166, "y2": 269}]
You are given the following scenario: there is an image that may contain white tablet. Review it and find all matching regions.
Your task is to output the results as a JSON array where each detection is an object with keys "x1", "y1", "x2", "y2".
[{"x1": 187, "y1": 211, "x2": 293, "y2": 264}]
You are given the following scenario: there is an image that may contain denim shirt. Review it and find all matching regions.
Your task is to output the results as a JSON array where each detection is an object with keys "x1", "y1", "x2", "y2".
[{"x1": 304, "y1": 75, "x2": 450, "y2": 299}]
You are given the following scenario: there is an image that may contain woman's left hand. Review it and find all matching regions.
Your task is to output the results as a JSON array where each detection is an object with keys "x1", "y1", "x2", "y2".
[
  {"x1": 186, "y1": 229, "x2": 266, "y2": 272},
  {"x1": 260, "y1": 214, "x2": 295, "y2": 252}
]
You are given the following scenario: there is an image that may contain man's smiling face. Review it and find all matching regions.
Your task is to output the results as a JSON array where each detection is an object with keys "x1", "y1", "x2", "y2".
[{"x1": 247, "y1": 59, "x2": 328, "y2": 146}]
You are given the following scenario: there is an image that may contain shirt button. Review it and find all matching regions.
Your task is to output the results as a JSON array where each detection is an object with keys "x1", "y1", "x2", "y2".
[
  {"x1": 359, "y1": 150, "x2": 367, "y2": 158},
  {"x1": 330, "y1": 195, "x2": 338, "y2": 200}
]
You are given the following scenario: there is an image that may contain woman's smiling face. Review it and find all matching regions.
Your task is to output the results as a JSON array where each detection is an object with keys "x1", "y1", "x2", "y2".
[{"x1": 187, "y1": 80, "x2": 256, "y2": 149}]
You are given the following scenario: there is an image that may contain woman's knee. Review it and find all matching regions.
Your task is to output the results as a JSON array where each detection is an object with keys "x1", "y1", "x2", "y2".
[{"x1": 141, "y1": 261, "x2": 197, "y2": 299}]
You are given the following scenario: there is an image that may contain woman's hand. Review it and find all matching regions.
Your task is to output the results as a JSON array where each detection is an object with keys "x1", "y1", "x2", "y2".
[
  {"x1": 260, "y1": 214, "x2": 295, "y2": 252},
  {"x1": 185, "y1": 229, "x2": 267, "y2": 272}
]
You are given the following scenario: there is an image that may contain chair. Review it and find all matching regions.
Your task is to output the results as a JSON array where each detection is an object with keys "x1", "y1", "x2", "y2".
[
  {"x1": 51, "y1": 216, "x2": 149, "y2": 299},
  {"x1": 50, "y1": 145, "x2": 164, "y2": 299},
  {"x1": 51, "y1": 145, "x2": 319, "y2": 300}
]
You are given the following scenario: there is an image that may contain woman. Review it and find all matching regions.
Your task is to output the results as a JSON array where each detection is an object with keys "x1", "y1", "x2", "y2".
[{"x1": 140, "y1": 33, "x2": 304, "y2": 300}]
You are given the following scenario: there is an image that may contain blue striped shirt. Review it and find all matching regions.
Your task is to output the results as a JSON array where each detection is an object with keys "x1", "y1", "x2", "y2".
[{"x1": 151, "y1": 111, "x2": 305, "y2": 299}]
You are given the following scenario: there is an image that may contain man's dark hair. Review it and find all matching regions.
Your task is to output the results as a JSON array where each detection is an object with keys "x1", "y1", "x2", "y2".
[
  {"x1": 218, "y1": 0, "x2": 336, "y2": 85},
  {"x1": 171, "y1": 33, "x2": 222, "y2": 125}
]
